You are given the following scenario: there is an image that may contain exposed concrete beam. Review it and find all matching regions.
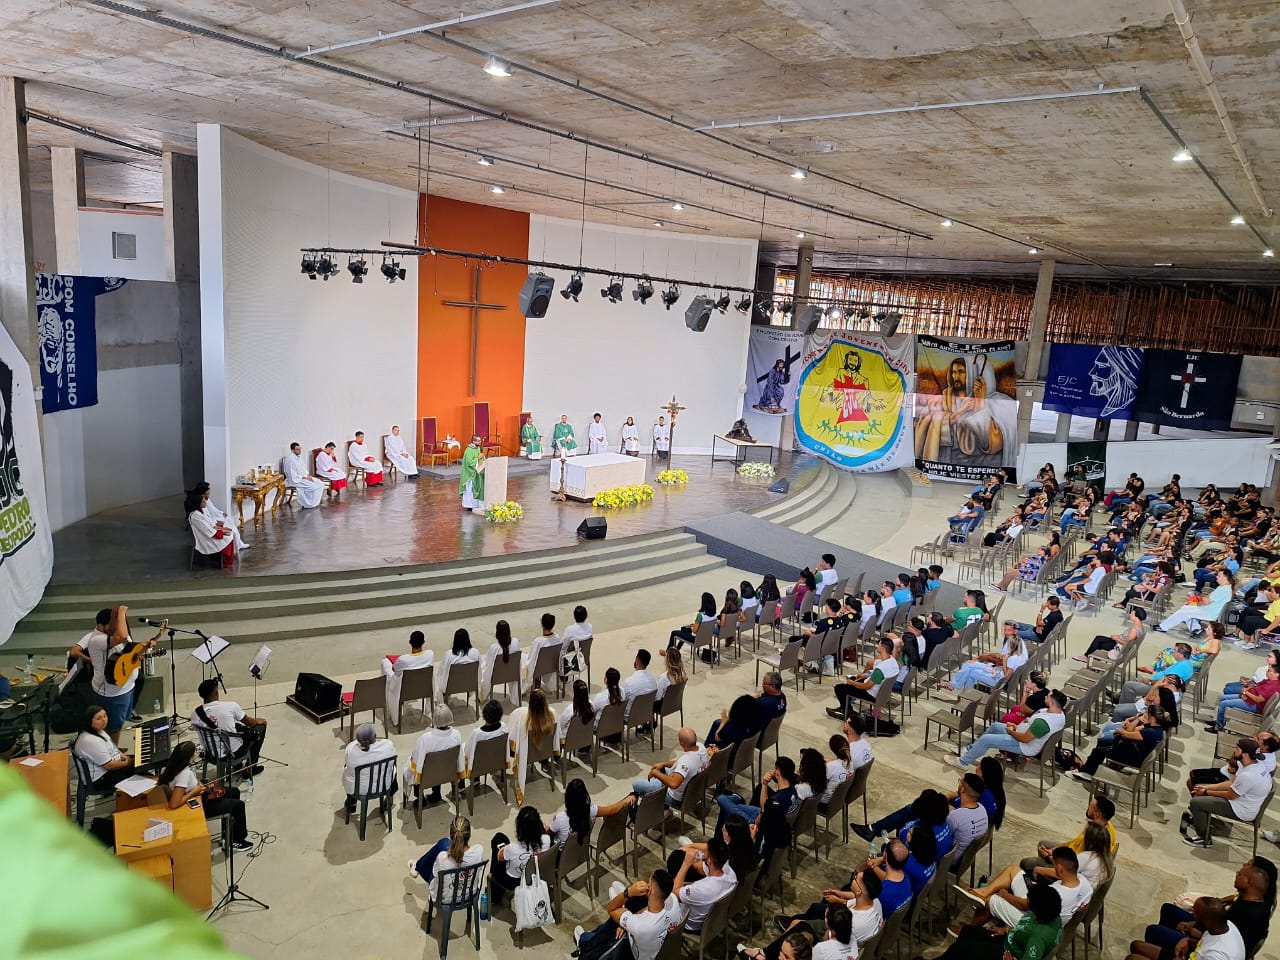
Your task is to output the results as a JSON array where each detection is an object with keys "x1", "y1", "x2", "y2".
[
  {"x1": 163, "y1": 151, "x2": 198, "y2": 282},
  {"x1": 50, "y1": 146, "x2": 84, "y2": 274},
  {"x1": 0, "y1": 77, "x2": 39, "y2": 374}
]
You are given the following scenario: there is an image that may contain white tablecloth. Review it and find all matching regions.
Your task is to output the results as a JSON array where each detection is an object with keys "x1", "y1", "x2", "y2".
[{"x1": 549, "y1": 453, "x2": 647, "y2": 500}]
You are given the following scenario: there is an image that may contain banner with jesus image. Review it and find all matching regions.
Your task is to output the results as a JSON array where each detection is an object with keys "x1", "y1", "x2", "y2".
[
  {"x1": 746, "y1": 327, "x2": 805, "y2": 415},
  {"x1": 913, "y1": 336, "x2": 1018, "y2": 483},
  {"x1": 1131, "y1": 349, "x2": 1241, "y2": 432},
  {"x1": 792, "y1": 331, "x2": 914, "y2": 473}
]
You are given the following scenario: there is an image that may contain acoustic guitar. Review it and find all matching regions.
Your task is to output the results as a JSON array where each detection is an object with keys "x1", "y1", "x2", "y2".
[{"x1": 106, "y1": 642, "x2": 150, "y2": 687}]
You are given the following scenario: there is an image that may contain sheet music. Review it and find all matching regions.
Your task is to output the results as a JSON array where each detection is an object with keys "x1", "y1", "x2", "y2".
[
  {"x1": 189, "y1": 635, "x2": 229, "y2": 664},
  {"x1": 250, "y1": 645, "x2": 272, "y2": 676},
  {"x1": 116, "y1": 775, "x2": 158, "y2": 798},
  {"x1": 18, "y1": 757, "x2": 42, "y2": 767}
]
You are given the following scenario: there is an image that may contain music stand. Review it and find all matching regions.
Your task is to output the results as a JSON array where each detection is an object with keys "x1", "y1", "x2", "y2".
[
  {"x1": 207, "y1": 828, "x2": 269, "y2": 919},
  {"x1": 190, "y1": 633, "x2": 230, "y2": 693},
  {"x1": 246, "y1": 646, "x2": 288, "y2": 771}
]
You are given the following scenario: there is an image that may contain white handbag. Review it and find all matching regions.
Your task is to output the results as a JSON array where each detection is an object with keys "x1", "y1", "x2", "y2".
[{"x1": 513, "y1": 855, "x2": 554, "y2": 931}]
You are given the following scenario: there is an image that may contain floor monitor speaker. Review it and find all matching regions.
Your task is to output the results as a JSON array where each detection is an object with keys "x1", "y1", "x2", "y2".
[
  {"x1": 577, "y1": 517, "x2": 608, "y2": 540},
  {"x1": 294, "y1": 672, "x2": 341, "y2": 714}
]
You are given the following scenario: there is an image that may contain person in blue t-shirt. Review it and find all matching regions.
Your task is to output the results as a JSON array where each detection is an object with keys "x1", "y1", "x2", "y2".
[
  {"x1": 903, "y1": 826, "x2": 938, "y2": 895},
  {"x1": 872, "y1": 839, "x2": 914, "y2": 917}
]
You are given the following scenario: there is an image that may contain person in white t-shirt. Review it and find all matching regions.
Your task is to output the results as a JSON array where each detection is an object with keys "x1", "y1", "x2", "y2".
[
  {"x1": 72, "y1": 705, "x2": 135, "y2": 789},
  {"x1": 572, "y1": 868, "x2": 684, "y2": 960},
  {"x1": 1175, "y1": 897, "x2": 1248, "y2": 960},
  {"x1": 190, "y1": 678, "x2": 268, "y2": 775},
  {"x1": 829, "y1": 638, "x2": 900, "y2": 719},
  {"x1": 955, "y1": 844, "x2": 1092, "y2": 930},
  {"x1": 1185, "y1": 737, "x2": 1274, "y2": 847},
  {"x1": 621, "y1": 649, "x2": 659, "y2": 723},
  {"x1": 489, "y1": 805, "x2": 552, "y2": 906},
  {"x1": 160, "y1": 740, "x2": 252, "y2": 852},
  {"x1": 673, "y1": 837, "x2": 736, "y2": 933},
  {"x1": 343, "y1": 722, "x2": 398, "y2": 811},
  {"x1": 546, "y1": 777, "x2": 634, "y2": 850},
  {"x1": 82, "y1": 605, "x2": 163, "y2": 740},
  {"x1": 632, "y1": 727, "x2": 708, "y2": 806},
  {"x1": 560, "y1": 605, "x2": 593, "y2": 683},
  {"x1": 408, "y1": 815, "x2": 485, "y2": 902},
  {"x1": 810, "y1": 901, "x2": 859, "y2": 960}
]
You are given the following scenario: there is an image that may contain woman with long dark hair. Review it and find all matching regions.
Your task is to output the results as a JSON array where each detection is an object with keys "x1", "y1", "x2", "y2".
[
  {"x1": 556, "y1": 679, "x2": 596, "y2": 748},
  {"x1": 490, "y1": 805, "x2": 550, "y2": 905},
  {"x1": 757, "y1": 573, "x2": 782, "y2": 605},
  {"x1": 668, "y1": 812, "x2": 758, "y2": 882},
  {"x1": 481, "y1": 619, "x2": 521, "y2": 696},
  {"x1": 545, "y1": 777, "x2": 633, "y2": 852},
  {"x1": 669, "y1": 592, "x2": 719, "y2": 650},
  {"x1": 978, "y1": 756, "x2": 1006, "y2": 831},
  {"x1": 438, "y1": 627, "x2": 480, "y2": 702},
  {"x1": 159, "y1": 740, "x2": 252, "y2": 852},
  {"x1": 72, "y1": 705, "x2": 135, "y2": 790}
]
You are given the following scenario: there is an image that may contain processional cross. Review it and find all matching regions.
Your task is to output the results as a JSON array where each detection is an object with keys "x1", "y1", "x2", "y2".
[
  {"x1": 661, "y1": 394, "x2": 686, "y2": 468},
  {"x1": 444, "y1": 265, "x2": 507, "y2": 396}
]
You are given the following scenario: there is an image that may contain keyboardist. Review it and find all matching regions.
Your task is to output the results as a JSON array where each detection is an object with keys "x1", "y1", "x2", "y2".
[
  {"x1": 159, "y1": 741, "x2": 253, "y2": 852},
  {"x1": 190, "y1": 679, "x2": 268, "y2": 777},
  {"x1": 72, "y1": 705, "x2": 137, "y2": 791}
]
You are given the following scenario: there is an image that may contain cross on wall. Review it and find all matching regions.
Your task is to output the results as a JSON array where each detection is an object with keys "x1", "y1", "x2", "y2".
[
  {"x1": 443, "y1": 265, "x2": 507, "y2": 397},
  {"x1": 1170, "y1": 360, "x2": 1207, "y2": 409}
]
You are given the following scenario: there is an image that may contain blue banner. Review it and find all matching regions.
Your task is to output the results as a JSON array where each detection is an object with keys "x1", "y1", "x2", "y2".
[
  {"x1": 1132, "y1": 349, "x2": 1241, "y2": 431},
  {"x1": 34, "y1": 274, "x2": 127, "y2": 414},
  {"x1": 1043, "y1": 344, "x2": 1143, "y2": 420}
]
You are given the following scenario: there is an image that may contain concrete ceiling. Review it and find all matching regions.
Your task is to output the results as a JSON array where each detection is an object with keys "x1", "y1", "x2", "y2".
[{"x1": 2, "y1": 0, "x2": 1278, "y2": 276}]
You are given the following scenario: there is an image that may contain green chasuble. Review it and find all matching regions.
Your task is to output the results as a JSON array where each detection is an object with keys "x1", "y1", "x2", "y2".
[
  {"x1": 460, "y1": 444, "x2": 485, "y2": 499},
  {"x1": 552, "y1": 422, "x2": 577, "y2": 452},
  {"x1": 521, "y1": 421, "x2": 542, "y2": 454}
]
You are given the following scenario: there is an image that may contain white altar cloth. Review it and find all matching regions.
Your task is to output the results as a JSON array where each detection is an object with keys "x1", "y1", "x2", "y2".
[{"x1": 549, "y1": 453, "x2": 646, "y2": 501}]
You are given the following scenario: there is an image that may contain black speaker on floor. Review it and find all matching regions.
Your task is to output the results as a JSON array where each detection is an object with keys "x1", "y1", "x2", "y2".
[
  {"x1": 294, "y1": 672, "x2": 341, "y2": 714},
  {"x1": 519, "y1": 272, "x2": 555, "y2": 318},
  {"x1": 577, "y1": 517, "x2": 608, "y2": 540},
  {"x1": 769, "y1": 478, "x2": 790, "y2": 494}
]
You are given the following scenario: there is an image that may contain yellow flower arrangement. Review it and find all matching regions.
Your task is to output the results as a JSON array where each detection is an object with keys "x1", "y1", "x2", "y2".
[
  {"x1": 483, "y1": 500, "x2": 525, "y2": 523},
  {"x1": 592, "y1": 483, "x2": 656, "y2": 510},
  {"x1": 655, "y1": 468, "x2": 689, "y2": 485},
  {"x1": 736, "y1": 461, "x2": 776, "y2": 479}
]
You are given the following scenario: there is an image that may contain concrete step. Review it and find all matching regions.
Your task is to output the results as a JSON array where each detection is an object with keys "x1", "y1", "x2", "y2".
[
  {"x1": 791, "y1": 471, "x2": 859, "y2": 536},
  {"x1": 752, "y1": 462, "x2": 838, "y2": 527}
]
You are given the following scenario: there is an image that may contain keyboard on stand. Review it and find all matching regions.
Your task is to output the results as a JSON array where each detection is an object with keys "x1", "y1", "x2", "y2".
[{"x1": 132, "y1": 717, "x2": 173, "y2": 772}]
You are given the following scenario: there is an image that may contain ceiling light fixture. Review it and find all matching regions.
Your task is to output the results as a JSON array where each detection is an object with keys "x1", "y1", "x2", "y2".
[
  {"x1": 1154, "y1": 262, "x2": 1174, "y2": 267},
  {"x1": 652, "y1": 220, "x2": 665, "y2": 227},
  {"x1": 671, "y1": 202, "x2": 684, "y2": 211},
  {"x1": 1028, "y1": 247, "x2": 1040, "y2": 255},
  {"x1": 380, "y1": 255, "x2": 406, "y2": 283},
  {"x1": 825, "y1": 306, "x2": 842, "y2": 322},
  {"x1": 560, "y1": 273, "x2": 584, "y2": 301},
  {"x1": 660, "y1": 283, "x2": 681, "y2": 310},
  {"x1": 1230, "y1": 214, "x2": 1246, "y2": 225},
  {"x1": 316, "y1": 254, "x2": 338, "y2": 281},
  {"x1": 795, "y1": 232, "x2": 805, "y2": 239},
  {"x1": 633, "y1": 278, "x2": 654, "y2": 304},
  {"x1": 601, "y1": 277, "x2": 624, "y2": 302},
  {"x1": 734, "y1": 295, "x2": 753, "y2": 314},
  {"x1": 1172, "y1": 148, "x2": 1193, "y2": 163},
  {"x1": 490, "y1": 185, "x2": 505, "y2": 194},
  {"x1": 779, "y1": 301, "x2": 794, "y2": 317},
  {"x1": 347, "y1": 256, "x2": 368, "y2": 284},
  {"x1": 791, "y1": 168, "x2": 807, "y2": 180},
  {"x1": 483, "y1": 55, "x2": 512, "y2": 78},
  {"x1": 940, "y1": 219, "x2": 953, "y2": 227},
  {"x1": 477, "y1": 155, "x2": 494, "y2": 166},
  {"x1": 300, "y1": 252, "x2": 317, "y2": 279},
  {"x1": 1265, "y1": 249, "x2": 1276, "y2": 259},
  {"x1": 755, "y1": 298, "x2": 774, "y2": 317},
  {"x1": 713, "y1": 293, "x2": 731, "y2": 314}
]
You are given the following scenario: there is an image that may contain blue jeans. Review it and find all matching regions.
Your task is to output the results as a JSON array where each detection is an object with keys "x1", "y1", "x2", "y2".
[
  {"x1": 1016, "y1": 624, "x2": 1041, "y2": 644},
  {"x1": 959, "y1": 723, "x2": 1024, "y2": 766},
  {"x1": 869, "y1": 802, "x2": 915, "y2": 837},
  {"x1": 1222, "y1": 682, "x2": 1244, "y2": 697},
  {"x1": 952, "y1": 662, "x2": 1001, "y2": 690},
  {"x1": 1097, "y1": 721, "x2": 1122, "y2": 745},
  {"x1": 414, "y1": 837, "x2": 450, "y2": 881},
  {"x1": 1216, "y1": 697, "x2": 1251, "y2": 727},
  {"x1": 1151, "y1": 502, "x2": 1175, "y2": 517},
  {"x1": 716, "y1": 792, "x2": 762, "y2": 824}
]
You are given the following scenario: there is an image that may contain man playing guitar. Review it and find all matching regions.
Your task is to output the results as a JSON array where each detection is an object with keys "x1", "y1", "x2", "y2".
[{"x1": 74, "y1": 605, "x2": 164, "y2": 743}]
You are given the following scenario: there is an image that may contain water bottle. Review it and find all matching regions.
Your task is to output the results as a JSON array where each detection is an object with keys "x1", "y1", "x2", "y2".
[
  {"x1": 870, "y1": 830, "x2": 888, "y2": 859},
  {"x1": 479, "y1": 891, "x2": 489, "y2": 921},
  {"x1": 24, "y1": 655, "x2": 33, "y2": 678},
  {"x1": 152, "y1": 697, "x2": 162, "y2": 715}
]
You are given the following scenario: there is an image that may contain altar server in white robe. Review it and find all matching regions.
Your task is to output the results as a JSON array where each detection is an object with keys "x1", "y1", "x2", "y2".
[
  {"x1": 522, "y1": 613, "x2": 561, "y2": 690},
  {"x1": 186, "y1": 489, "x2": 237, "y2": 566},
  {"x1": 384, "y1": 424, "x2": 420, "y2": 480},
  {"x1": 653, "y1": 416, "x2": 671, "y2": 460},
  {"x1": 193, "y1": 481, "x2": 249, "y2": 550},
  {"x1": 283, "y1": 442, "x2": 324, "y2": 508},
  {"x1": 480, "y1": 620, "x2": 522, "y2": 698},
  {"x1": 437, "y1": 628, "x2": 482, "y2": 705},
  {"x1": 349, "y1": 431, "x2": 385, "y2": 486},
  {"x1": 315, "y1": 442, "x2": 348, "y2": 494},
  {"x1": 587, "y1": 412, "x2": 608, "y2": 454},
  {"x1": 621, "y1": 417, "x2": 641, "y2": 456},
  {"x1": 382, "y1": 630, "x2": 435, "y2": 726}
]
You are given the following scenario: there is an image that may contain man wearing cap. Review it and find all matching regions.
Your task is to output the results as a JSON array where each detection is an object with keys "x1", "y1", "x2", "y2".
[{"x1": 1183, "y1": 738, "x2": 1273, "y2": 848}]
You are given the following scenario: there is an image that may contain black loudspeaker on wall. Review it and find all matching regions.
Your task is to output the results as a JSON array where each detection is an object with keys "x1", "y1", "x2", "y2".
[
  {"x1": 519, "y1": 272, "x2": 555, "y2": 318},
  {"x1": 577, "y1": 517, "x2": 608, "y2": 540},
  {"x1": 796, "y1": 304, "x2": 823, "y2": 335},
  {"x1": 684, "y1": 295, "x2": 714, "y2": 332},
  {"x1": 879, "y1": 312, "x2": 902, "y2": 338},
  {"x1": 294, "y1": 672, "x2": 342, "y2": 714}
]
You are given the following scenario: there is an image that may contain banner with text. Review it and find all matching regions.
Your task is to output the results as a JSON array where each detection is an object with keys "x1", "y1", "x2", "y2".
[
  {"x1": 1043, "y1": 343, "x2": 1143, "y2": 420},
  {"x1": 1131, "y1": 349, "x2": 1242, "y2": 432},
  {"x1": 793, "y1": 330, "x2": 915, "y2": 473},
  {"x1": 914, "y1": 335, "x2": 1018, "y2": 483},
  {"x1": 1066, "y1": 440, "x2": 1108, "y2": 499},
  {"x1": 0, "y1": 321, "x2": 55, "y2": 645},
  {"x1": 35, "y1": 274, "x2": 128, "y2": 414},
  {"x1": 746, "y1": 326, "x2": 805, "y2": 416}
]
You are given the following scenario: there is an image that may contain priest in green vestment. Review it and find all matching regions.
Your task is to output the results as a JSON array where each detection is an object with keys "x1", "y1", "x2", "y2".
[
  {"x1": 521, "y1": 416, "x2": 543, "y2": 457},
  {"x1": 551, "y1": 414, "x2": 578, "y2": 455},
  {"x1": 459, "y1": 436, "x2": 486, "y2": 509}
]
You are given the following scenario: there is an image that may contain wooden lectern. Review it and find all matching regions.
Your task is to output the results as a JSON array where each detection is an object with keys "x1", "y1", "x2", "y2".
[{"x1": 475, "y1": 456, "x2": 508, "y2": 513}]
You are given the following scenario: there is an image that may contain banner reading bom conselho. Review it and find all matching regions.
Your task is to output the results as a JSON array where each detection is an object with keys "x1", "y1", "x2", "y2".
[
  {"x1": 914, "y1": 335, "x2": 1018, "y2": 483},
  {"x1": 792, "y1": 331, "x2": 915, "y2": 473}
]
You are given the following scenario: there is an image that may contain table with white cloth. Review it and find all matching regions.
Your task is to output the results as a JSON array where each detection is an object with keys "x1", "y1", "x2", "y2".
[{"x1": 549, "y1": 453, "x2": 647, "y2": 501}]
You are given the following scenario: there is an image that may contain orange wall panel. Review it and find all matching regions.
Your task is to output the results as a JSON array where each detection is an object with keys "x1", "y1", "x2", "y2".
[{"x1": 416, "y1": 194, "x2": 530, "y2": 453}]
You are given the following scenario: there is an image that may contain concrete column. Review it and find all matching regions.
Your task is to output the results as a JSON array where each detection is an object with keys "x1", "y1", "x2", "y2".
[
  {"x1": 0, "y1": 77, "x2": 39, "y2": 382},
  {"x1": 50, "y1": 146, "x2": 84, "y2": 275},
  {"x1": 779, "y1": 241, "x2": 814, "y2": 454},
  {"x1": 1123, "y1": 420, "x2": 1140, "y2": 441},
  {"x1": 1054, "y1": 413, "x2": 1072, "y2": 442},
  {"x1": 163, "y1": 151, "x2": 198, "y2": 282},
  {"x1": 1016, "y1": 259, "x2": 1056, "y2": 449}
]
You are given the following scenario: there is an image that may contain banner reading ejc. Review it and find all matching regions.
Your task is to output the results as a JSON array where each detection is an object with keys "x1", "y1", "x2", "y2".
[{"x1": 914, "y1": 335, "x2": 1018, "y2": 483}]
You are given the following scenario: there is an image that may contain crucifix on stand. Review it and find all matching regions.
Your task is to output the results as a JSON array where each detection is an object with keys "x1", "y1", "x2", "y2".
[
  {"x1": 661, "y1": 394, "x2": 686, "y2": 469},
  {"x1": 444, "y1": 265, "x2": 507, "y2": 396}
]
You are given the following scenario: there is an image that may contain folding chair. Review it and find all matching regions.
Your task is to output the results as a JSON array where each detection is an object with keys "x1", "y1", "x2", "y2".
[
  {"x1": 395, "y1": 666, "x2": 435, "y2": 733},
  {"x1": 347, "y1": 755, "x2": 397, "y2": 840},
  {"x1": 426, "y1": 860, "x2": 488, "y2": 960},
  {"x1": 466, "y1": 734, "x2": 508, "y2": 814}
]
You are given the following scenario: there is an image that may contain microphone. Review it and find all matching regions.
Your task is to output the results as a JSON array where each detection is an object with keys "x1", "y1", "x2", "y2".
[{"x1": 137, "y1": 617, "x2": 168, "y2": 628}]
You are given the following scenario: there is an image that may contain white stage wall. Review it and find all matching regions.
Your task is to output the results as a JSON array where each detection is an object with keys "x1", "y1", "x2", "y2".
[
  {"x1": 77, "y1": 208, "x2": 167, "y2": 281},
  {"x1": 198, "y1": 126, "x2": 419, "y2": 506},
  {"x1": 525, "y1": 216, "x2": 756, "y2": 455},
  {"x1": 1020, "y1": 436, "x2": 1274, "y2": 490}
]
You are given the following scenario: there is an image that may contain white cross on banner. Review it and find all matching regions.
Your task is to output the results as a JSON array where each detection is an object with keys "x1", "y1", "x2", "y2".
[
  {"x1": 1132, "y1": 348, "x2": 1242, "y2": 432},
  {"x1": 1169, "y1": 361, "x2": 1207, "y2": 409}
]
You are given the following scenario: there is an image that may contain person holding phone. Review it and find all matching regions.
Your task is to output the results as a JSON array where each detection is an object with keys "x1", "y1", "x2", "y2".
[{"x1": 159, "y1": 740, "x2": 252, "y2": 852}]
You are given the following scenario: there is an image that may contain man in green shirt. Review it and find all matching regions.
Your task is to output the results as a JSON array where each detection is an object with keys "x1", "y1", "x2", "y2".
[
  {"x1": 939, "y1": 879, "x2": 1063, "y2": 960},
  {"x1": 459, "y1": 435, "x2": 485, "y2": 510},
  {"x1": 520, "y1": 415, "x2": 543, "y2": 458},
  {"x1": 552, "y1": 414, "x2": 578, "y2": 455},
  {"x1": 949, "y1": 690, "x2": 1067, "y2": 769}
]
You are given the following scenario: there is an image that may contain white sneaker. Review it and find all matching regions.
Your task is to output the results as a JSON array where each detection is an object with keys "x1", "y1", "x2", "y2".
[
  {"x1": 1262, "y1": 829, "x2": 1280, "y2": 844},
  {"x1": 573, "y1": 925, "x2": 585, "y2": 947},
  {"x1": 677, "y1": 835, "x2": 694, "y2": 848},
  {"x1": 608, "y1": 880, "x2": 626, "y2": 900},
  {"x1": 407, "y1": 859, "x2": 420, "y2": 879}
]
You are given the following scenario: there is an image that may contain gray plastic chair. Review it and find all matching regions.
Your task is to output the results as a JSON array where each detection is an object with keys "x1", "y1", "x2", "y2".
[{"x1": 425, "y1": 859, "x2": 489, "y2": 960}]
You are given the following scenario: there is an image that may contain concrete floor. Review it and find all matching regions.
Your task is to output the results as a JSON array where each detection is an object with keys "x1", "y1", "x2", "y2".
[{"x1": 85, "y1": 473, "x2": 1269, "y2": 960}]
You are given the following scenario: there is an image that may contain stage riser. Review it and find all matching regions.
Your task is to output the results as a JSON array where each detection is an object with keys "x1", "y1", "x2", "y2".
[{"x1": 749, "y1": 462, "x2": 837, "y2": 524}]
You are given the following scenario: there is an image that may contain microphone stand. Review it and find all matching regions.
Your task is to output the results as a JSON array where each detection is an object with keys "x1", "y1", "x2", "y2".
[
  {"x1": 247, "y1": 658, "x2": 288, "y2": 770},
  {"x1": 150, "y1": 622, "x2": 206, "y2": 729},
  {"x1": 207, "y1": 828, "x2": 269, "y2": 919}
]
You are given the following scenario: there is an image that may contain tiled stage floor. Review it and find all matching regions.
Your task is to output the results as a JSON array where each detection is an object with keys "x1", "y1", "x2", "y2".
[{"x1": 51, "y1": 452, "x2": 818, "y2": 584}]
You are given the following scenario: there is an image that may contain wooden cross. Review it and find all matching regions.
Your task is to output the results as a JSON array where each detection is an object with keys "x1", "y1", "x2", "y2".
[
  {"x1": 660, "y1": 394, "x2": 686, "y2": 467},
  {"x1": 444, "y1": 266, "x2": 507, "y2": 396}
]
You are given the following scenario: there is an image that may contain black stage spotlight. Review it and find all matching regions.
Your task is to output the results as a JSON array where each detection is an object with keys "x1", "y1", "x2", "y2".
[
  {"x1": 857, "y1": 309, "x2": 871, "y2": 320},
  {"x1": 601, "y1": 277, "x2": 624, "y2": 302},
  {"x1": 633, "y1": 277, "x2": 655, "y2": 304},
  {"x1": 301, "y1": 252, "x2": 318, "y2": 279},
  {"x1": 660, "y1": 283, "x2": 681, "y2": 310},
  {"x1": 347, "y1": 257, "x2": 368, "y2": 283},
  {"x1": 735, "y1": 295, "x2": 753, "y2": 314},
  {"x1": 755, "y1": 298, "x2": 774, "y2": 318},
  {"x1": 714, "y1": 293, "x2": 731, "y2": 314},
  {"x1": 380, "y1": 256, "x2": 406, "y2": 283},
  {"x1": 560, "y1": 273, "x2": 584, "y2": 301},
  {"x1": 317, "y1": 254, "x2": 338, "y2": 281},
  {"x1": 779, "y1": 301, "x2": 794, "y2": 317}
]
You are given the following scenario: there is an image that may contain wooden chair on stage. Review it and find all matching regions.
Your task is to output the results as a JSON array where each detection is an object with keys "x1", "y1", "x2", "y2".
[
  {"x1": 345, "y1": 439, "x2": 371, "y2": 486},
  {"x1": 379, "y1": 433, "x2": 400, "y2": 482},
  {"x1": 472, "y1": 402, "x2": 502, "y2": 457},
  {"x1": 518, "y1": 411, "x2": 541, "y2": 459},
  {"x1": 311, "y1": 448, "x2": 335, "y2": 498},
  {"x1": 419, "y1": 417, "x2": 452, "y2": 467}
]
